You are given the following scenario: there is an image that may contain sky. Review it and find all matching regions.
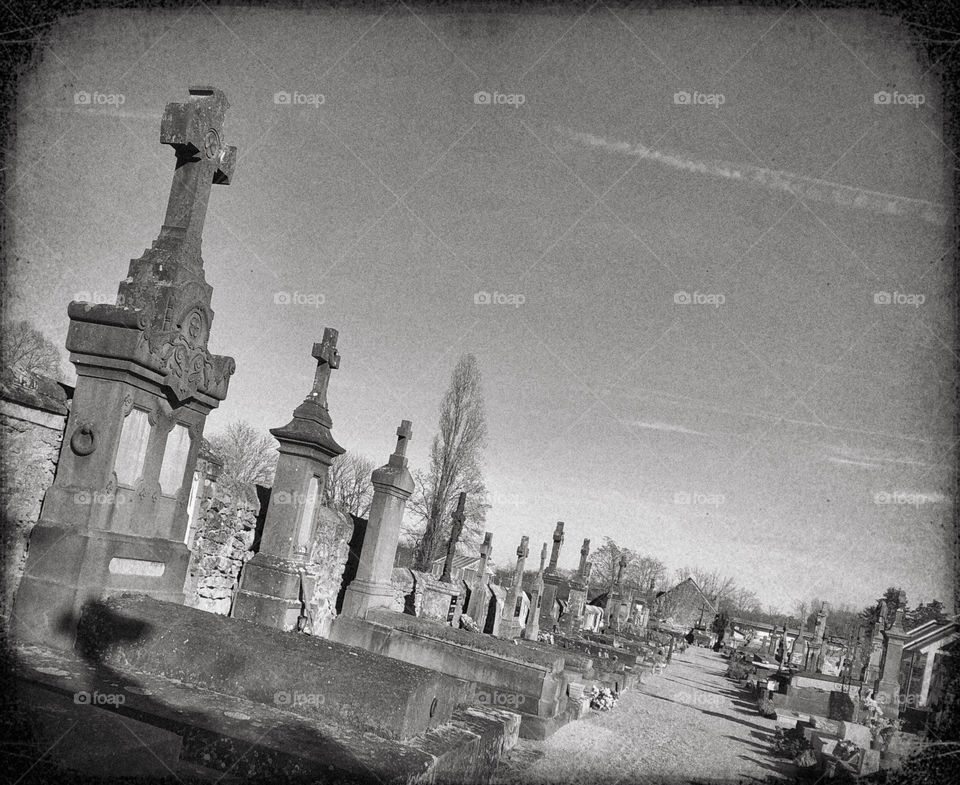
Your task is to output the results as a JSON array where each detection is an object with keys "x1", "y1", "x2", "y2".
[{"x1": 5, "y1": 4, "x2": 955, "y2": 614}]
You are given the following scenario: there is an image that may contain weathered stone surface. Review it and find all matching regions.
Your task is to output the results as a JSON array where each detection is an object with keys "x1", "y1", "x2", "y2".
[
  {"x1": 184, "y1": 489, "x2": 257, "y2": 614},
  {"x1": 15, "y1": 642, "x2": 511, "y2": 784},
  {"x1": 77, "y1": 594, "x2": 464, "y2": 742},
  {"x1": 0, "y1": 396, "x2": 67, "y2": 622}
]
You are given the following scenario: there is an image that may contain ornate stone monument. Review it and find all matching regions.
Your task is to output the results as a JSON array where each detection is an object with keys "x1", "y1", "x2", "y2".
[
  {"x1": 13, "y1": 87, "x2": 238, "y2": 649},
  {"x1": 232, "y1": 330, "x2": 346, "y2": 630},
  {"x1": 875, "y1": 591, "x2": 909, "y2": 719},
  {"x1": 340, "y1": 421, "x2": 415, "y2": 619}
]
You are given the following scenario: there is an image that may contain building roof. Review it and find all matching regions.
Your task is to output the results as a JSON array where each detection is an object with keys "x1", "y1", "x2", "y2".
[{"x1": 904, "y1": 618, "x2": 959, "y2": 653}]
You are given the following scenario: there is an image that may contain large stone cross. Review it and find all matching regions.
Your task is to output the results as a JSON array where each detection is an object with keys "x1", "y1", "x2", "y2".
[
  {"x1": 578, "y1": 538, "x2": 591, "y2": 576},
  {"x1": 311, "y1": 328, "x2": 340, "y2": 410},
  {"x1": 440, "y1": 492, "x2": 467, "y2": 583},
  {"x1": 389, "y1": 419, "x2": 412, "y2": 468},
  {"x1": 158, "y1": 87, "x2": 237, "y2": 262},
  {"x1": 517, "y1": 536, "x2": 529, "y2": 561}
]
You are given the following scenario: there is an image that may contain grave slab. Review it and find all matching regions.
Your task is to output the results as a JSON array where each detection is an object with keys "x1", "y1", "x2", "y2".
[{"x1": 76, "y1": 594, "x2": 464, "y2": 741}]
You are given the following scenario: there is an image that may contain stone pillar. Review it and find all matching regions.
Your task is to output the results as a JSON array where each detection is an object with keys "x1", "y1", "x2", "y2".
[
  {"x1": 875, "y1": 592, "x2": 908, "y2": 719},
  {"x1": 862, "y1": 599, "x2": 887, "y2": 687},
  {"x1": 232, "y1": 330, "x2": 345, "y2": 631},
  {"x1": 524, "y1": 543, "x2": 547, "y2": 640},
  {"x1": 502, "y1": 536, "x2": 529, "y2": 625},
  {"x1": 439, "y1": 492, "x2": 466, "y2": 584},
  {"x1": 12, "y1": 87, "x2": 238, "y2": 650},
  {"x1": 340, "y1": 421, "x2": 414, "y2": 619},
  {"x1": 538, "y1": 521, "x2": 564, "y2": 630},
  {"x1": 605, "y1": 553, "x2": 628, "y2": 633},
  {"x1": 811, "y1": 602, "x2": 829, "y2": 672},
  {"x1": 466, "y1": 532, "x2": 493, "y2": 622},
  {"x1": 562, "y1": 538, "x2": 591, "y2": 635}
]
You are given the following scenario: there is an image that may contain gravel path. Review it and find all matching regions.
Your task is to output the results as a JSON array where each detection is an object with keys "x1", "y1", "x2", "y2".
[{"x1": 493, "y1": 646, "x2": 796, "y2": 784}]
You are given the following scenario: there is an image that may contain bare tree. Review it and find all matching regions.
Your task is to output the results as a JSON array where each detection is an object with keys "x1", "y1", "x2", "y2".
[
  {"x1": 1, "y1": 320, "x2": 62, "y2": 378},
  {"x1": 207, "y1": 421, "x2": 278, "y2": 499},
  {"x1": 409, "y1": 355, "x2": 489, "y2": 570},
  {"x1": 323, "y1": 451, "x2": 376, "y2": 517}
]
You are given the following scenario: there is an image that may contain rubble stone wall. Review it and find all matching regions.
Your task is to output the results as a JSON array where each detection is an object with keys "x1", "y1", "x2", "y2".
[
  {"x1": 1, "y1": 406, "x2": 66, "y2": 623},
  {"x1": 185, "y1": 491, "x2": 258, "y2": 615}
]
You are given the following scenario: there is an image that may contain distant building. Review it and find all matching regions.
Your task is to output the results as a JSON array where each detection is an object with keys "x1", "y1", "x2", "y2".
[
  {"x1": 900, "y1": 617, "x2": 959, "y2": 709},
  {"x1": 654, "y1": 577, "x2": 717, "y2": 630},
  {"x1": 429, "y1": 553, "x2": 496, "y2": 586}
]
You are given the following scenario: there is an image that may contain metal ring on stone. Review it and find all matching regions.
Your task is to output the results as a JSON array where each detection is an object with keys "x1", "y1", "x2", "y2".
[{"x1": 70, "y1": 423, "x2": 96, "y2": 456}]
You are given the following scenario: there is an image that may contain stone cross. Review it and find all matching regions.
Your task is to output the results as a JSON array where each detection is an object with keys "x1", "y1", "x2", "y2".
[
  {"x1": 578, "y1": 538, "x2": 591, "y2": 576},
  {"x1": 503, "y1": 535, "x2": 529, "y2": 623},
  {"x1": 440, "y1": 492, "x2": 467, "y2": 583},
  {"x1": 389, "y1": 419, "x2": 412, "y2": 468},
  {"x1": 548, "y1": 521, "x2": 564, "y2": 572},
  {"x1": 615, "y1": 553, "x2": 628, "y2": 586},
  {"x1": 310, "y1": 328, "x2": 340, "y2": 410},
  {"x1": 158, "y1": 87, "x2": 238, "y2": 262},
  {"x1": 466, "y1": 532, "x2": 494, "y2": 621},
  {"x1": 538, "y1": 542, "x2": 548, "y2": 574}
]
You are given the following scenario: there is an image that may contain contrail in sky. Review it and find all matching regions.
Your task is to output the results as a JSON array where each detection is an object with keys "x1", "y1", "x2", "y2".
[{"x1": 560, "y1": 128, "x2": 948, "y2": 225}]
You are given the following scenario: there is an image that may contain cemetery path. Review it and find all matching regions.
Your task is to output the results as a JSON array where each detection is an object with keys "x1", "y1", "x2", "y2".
[{"x1": 494, "y1": 646, "x2": 795, "y2": 784}]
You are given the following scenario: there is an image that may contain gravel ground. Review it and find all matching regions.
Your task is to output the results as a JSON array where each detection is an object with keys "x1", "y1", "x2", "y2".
[{"x1": 493, "y1": 646, "x2": 798, "y2": 785}]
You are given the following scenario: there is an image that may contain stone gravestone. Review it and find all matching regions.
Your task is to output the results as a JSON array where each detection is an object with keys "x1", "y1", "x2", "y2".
[
  {"x1": 539, "y1": 521, "x2": 565, "y2": 631},
  {"x1": 13, "y1": 87, "x2": 237, "y2": 650},
  {"x1": 466, "y1": 532, "x2": 494, "y2": 624},
  {"x1": 499, "y1": 535, "x2": 529, "y2": 639},
  {"x1": 562, "y1": 538, "x2": 591, "y2": 635},
  {"x1": 524, "y1": 542, "x2": 548, "y2": 640},
  {"x1": 340, "y1": 421, "x2": 415, "y2": 619},
  {"x1": 231, "y1": 330, "x2": 346, "y2": 631}
]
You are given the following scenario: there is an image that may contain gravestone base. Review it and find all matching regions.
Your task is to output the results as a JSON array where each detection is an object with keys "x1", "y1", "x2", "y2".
[
  {"x1": 231, "y1": 553, "x2": 304, "y2": 631},
  {"x1": 11, "y1": 524, "x2": 189, "y2": 650}
]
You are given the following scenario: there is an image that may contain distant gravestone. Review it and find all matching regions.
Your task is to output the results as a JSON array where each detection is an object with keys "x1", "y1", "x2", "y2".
[{"x1": 12, "y1": 87, "x2": 237, "y2": 650}]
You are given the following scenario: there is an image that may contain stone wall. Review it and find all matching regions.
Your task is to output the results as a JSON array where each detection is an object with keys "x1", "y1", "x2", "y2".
[
  {"x1": 184, "y1": 490, "x2": 258, "y2": 615},
  {"x1": 0, "y1": 372, "x2": 70, "y2": 625},
  {"x1": 302, "y1": 506, "x2": 355, "y2": 637}
]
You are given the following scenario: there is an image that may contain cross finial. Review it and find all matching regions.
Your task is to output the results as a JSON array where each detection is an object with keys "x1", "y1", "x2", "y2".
[
  {"x1": 479, "y1": 531, "x2": 493, "y2": 559},
  {"x1": 517, "y1": 535, "x2": 529, "y2": 560},
  {"x1": 395, "y1": 420, "x2": 413, "y2": 455},
  {"x1": 310, "y1": 327, "x2": 340, "y2": 409},
  {"x1": 539, "y1": 542, "x2": 548, "y2": 572},
  {"x1": 158, "y1": 87, "x2": 237, "y2": 262}
]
